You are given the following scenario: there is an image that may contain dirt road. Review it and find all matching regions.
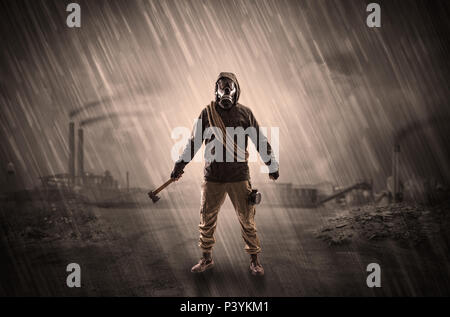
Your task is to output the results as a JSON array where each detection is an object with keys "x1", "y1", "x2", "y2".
[{"x1": 1, "y1": 200, "x2": 449, "y2": 296}]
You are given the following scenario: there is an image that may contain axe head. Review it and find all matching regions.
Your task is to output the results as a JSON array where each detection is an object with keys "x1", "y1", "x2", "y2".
[{"x1": 147, "y1": 191, "x2": 160, "y2": 203}]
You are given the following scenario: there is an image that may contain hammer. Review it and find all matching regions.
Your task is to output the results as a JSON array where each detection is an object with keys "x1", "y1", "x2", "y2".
[{"x1": 147, "y1": 172, "x2": 183, "y2": 203}]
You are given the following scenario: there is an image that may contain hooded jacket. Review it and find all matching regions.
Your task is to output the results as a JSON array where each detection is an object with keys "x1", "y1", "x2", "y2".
[{"x1": 175, "y1": 72, "x2": 277, "y2": 182}]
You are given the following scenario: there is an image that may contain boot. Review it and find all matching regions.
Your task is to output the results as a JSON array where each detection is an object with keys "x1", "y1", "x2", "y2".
[
  {"x1": 191, "y1": 252, "x2": 214, "y2": 273},
  {"x1": 249, "y1": 254, "x2": 264, "y2": 276}
]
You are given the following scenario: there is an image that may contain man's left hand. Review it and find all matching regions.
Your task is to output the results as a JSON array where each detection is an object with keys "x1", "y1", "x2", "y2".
[{"x1": 269, "y1": 170, "x2": 279, "y2": 181}]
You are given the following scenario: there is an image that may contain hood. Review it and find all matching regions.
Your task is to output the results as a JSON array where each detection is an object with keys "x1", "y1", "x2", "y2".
[{"x1": 216, "y1": 72, "x2": 240, "y2": 103}]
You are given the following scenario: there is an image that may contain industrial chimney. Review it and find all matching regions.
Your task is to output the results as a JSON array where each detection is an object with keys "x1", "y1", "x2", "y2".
[
  {"x1": 78, "y1": 128, "x2": 84, "y2": 185},
  {"x1": 126, "y1": 171, "x2": 129, "y2": 192},
  {"x1": 68, "y1": 122, "x2": 75, "y2": 185},
  {"x1": 392, "y1": 144, "x2": 400, "y2": 202}
]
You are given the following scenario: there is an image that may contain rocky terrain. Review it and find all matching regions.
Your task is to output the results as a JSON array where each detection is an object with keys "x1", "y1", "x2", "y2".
[
  {"x1": 1, "y1": 199, "x2": 449, "y2": 296},
  {"x1": 316, "y1": 200, "x2": 450, "y2": 246},
  {"x1": 0, "y1": 199, "x2": 110, "y2": 243}
]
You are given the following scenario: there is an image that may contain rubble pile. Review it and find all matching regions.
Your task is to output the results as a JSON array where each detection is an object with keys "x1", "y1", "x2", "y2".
[
  {"x1": 0, "y1": 199, "x2": 108, "y2": 242},
  {"x1": 316, "y1": 200, "x2": 450, "y2": 246}
]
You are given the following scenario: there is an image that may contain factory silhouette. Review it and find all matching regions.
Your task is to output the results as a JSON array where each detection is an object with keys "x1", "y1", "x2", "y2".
[{"x1": 33, "y1": 120, "x2": 376, "y2": 208}]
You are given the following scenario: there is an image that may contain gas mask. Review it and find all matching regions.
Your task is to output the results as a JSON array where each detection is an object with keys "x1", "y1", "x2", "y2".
[{"x1": 215, "y1": 77, "x2": 237, "y2": 110}]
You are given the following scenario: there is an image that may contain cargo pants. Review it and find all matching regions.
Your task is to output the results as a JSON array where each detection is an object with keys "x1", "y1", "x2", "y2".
[{"x1": 199, "y1": 180, "x2": 261, "y2": 254}]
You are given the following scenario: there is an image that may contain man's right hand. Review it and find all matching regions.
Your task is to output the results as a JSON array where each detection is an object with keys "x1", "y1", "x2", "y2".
[{"x1": 170, "y1": 163, "x2": 185, "y2": 180}]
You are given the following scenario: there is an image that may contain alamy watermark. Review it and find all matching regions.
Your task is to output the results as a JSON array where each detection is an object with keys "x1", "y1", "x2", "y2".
[
  {"x1": 66, "y1": 263, "x2": 81, "y2": 288},
  {"x1": 366, "y1": 263, "x2": 381, "y2": 288},
  {"x1": 366, "y1": 3, "x2": 381, "y2": 28},
  {"x1": 171, "y1": 119, "x2": 279, "y2": 173},
  {"x1": 66, "y1": 3, "x2": 81, "y2": 28},
  {"x1": 65, "y1": 3, "x2": 380, "y2": 29}
]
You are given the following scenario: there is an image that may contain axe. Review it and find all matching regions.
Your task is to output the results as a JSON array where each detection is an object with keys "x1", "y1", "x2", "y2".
[{"x1": 147, "y1": 172, "x2": 183, "y2": 203}]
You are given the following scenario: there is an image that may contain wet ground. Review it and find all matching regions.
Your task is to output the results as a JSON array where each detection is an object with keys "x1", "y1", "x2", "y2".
[{"x1": 1, "y1": 200, "x2": 449, "y2": 296}]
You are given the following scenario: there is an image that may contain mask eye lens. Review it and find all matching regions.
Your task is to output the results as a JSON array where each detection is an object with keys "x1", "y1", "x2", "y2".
[
  {"x1": 217, "y1": 78, "x2": 235, "y2": 91},
  {"x1": 217, "y1": 86, "x2": 225, "y2": 97}
]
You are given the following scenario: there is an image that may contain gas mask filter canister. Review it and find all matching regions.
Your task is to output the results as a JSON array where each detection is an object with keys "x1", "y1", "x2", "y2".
[{"x1": 248, "y1": 189, "x2": 262, "y2": 205}]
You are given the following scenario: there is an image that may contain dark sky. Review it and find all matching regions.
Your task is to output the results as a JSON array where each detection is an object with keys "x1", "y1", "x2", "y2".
[{"x1": 0, "y1": 0, "x2": 449, "y2": 190}]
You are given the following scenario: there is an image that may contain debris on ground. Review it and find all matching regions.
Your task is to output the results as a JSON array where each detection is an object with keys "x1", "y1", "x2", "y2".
[
  {"x1": 316, "y1": 200, "x2": 450, "y2": 246},
  {"x1": 0, "y1": 199, "x2": 108, "y2": 242}
]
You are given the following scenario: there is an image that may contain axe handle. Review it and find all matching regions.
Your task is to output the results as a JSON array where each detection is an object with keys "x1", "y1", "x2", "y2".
[{"x1": 153, "y1": 178, "x2": 175, "y2": 195}]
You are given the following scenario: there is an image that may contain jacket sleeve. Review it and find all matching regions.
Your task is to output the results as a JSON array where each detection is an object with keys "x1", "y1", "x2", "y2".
[
  {"x1": 175, "y1": 109, "x2": 207, "y2": 168},
  {"x1": 248, "y1": 109, "x2": 279, "y2": 173}
]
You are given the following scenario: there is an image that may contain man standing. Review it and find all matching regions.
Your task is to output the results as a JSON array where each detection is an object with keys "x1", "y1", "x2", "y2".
[{"x1": 171, "y1": 72, "x2": 279, "y2": 276}]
